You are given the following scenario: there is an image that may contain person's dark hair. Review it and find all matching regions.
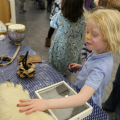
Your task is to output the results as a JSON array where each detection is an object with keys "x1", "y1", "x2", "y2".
[{"x1": 61, "y1": 0, "x2": 84, "y2": 23}]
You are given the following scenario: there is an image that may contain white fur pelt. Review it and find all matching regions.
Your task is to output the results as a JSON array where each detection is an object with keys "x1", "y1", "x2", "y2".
[{"x1": 0, "y1": 82, "x2": 54, "y2": 120}]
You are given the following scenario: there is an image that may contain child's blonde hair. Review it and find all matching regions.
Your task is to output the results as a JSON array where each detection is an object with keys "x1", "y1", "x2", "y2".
[{"x1": 85, "y1": 9, "x2": 120, "y2": 53}]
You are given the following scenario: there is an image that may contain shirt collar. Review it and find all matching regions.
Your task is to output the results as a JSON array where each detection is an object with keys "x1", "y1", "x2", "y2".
[{"x1": 87, "y1": 51, "x2": 111, "y2": 60}]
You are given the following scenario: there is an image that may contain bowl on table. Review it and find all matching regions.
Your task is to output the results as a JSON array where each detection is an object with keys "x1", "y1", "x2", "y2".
[{"x1": 8, "y1": 24, "x2": 26, "y2": 45}]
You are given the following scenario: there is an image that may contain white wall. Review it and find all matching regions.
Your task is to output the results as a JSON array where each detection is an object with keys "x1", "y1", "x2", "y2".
[{"x1": 9, "y1": 0, "x2": 16, "y2": 23}]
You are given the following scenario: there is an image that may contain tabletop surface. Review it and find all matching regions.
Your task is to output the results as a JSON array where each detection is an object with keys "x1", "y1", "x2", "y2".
[{"x1": 0, "y1": 37, "x2": 109, "y2": 120}]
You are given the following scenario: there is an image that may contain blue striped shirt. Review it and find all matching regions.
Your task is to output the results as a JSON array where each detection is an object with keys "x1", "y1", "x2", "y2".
[
  {"x1": 81, "y1": 43, "x2": 92, "y2": 59},
  {"x1": 75, "y1": 51, "x2": 113, "y2": 107}
]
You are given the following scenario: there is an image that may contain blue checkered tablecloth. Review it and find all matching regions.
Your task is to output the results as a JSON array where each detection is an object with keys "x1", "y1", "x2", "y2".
[{"x1": 0, "y1": 37, "x2": 109, "y2": 120}]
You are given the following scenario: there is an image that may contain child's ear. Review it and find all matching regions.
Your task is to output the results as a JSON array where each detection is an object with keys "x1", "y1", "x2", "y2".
[{"x1": 104, "y1": 39, "x2": 109, "y2": 51}]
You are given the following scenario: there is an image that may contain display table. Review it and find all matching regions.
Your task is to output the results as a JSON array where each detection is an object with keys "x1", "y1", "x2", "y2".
[{"x1": 0, "y1": 37, "x2": 109, "y2": 120}]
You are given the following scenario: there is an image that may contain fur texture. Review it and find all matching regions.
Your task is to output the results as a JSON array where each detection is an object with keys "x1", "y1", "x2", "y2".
[{"x1": 0, "y1": 82, "x2": 54, "y2": 120}]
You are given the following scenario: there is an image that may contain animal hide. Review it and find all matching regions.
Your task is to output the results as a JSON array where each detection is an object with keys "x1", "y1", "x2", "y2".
[{"x1": 0, "y1": 82, "x2": 54, "y2": 120}]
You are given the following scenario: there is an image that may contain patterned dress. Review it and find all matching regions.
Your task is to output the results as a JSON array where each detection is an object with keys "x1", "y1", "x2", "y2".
[
  {"x1": 50, "y1": 0, "x2": 61, "y2": 21},
  {"x1": 48, "y1": 10, "x2": 85, "y2": 76}
]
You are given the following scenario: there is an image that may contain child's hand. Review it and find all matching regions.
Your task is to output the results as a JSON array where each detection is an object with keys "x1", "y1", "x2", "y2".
[
  {"x1": 82, "y1": 58, "x2": 86, "y2": 63},
  {"x1": 70, "y1": 63, "x2": 82, "y2": 71},
  {"x1": 17, "y1": 99, "x2": 48, "y2": 115}
]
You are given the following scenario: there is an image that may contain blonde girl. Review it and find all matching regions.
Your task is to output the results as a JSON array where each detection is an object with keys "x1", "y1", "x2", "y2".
[{"x1": 17, "y1": 9, "x2": 120, "y2": 114}]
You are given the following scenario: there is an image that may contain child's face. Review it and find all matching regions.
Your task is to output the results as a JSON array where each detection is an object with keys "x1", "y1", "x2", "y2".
[{"x1": 85, "y1": 19, "x2": 107, "y2": 54}]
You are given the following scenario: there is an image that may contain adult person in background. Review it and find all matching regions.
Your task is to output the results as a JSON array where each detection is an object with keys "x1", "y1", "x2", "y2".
[
  {"x1": 19, "y1": 0, "x2": 26, "y2": 14},
  {"x1": 102, "y1": 64, "x2": 120, "y2": 120}
]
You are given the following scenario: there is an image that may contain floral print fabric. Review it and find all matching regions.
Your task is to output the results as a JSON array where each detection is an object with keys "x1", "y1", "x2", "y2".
[
  {"x1": 48, "y1": 10, "x2": 85, "y2": 76},
  {"x1": 50, "y1": 0, "x2": 61, "y2": 21}
]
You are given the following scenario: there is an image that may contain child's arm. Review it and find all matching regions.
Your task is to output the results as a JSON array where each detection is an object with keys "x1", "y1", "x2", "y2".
[
  {"x1": 70, "y1": 63, "x2": 82, "y2": 71},
  {"x1": 50, "y1": 10, "x2": 61, "y2": 29},
  {"x1": 48, "y1": 85, "x2": 95, "y2": 109},
  {"x1": 18, "y1": 85, "x2": 95, "y2": 114},
  {"x1": 50, "y1": 21, "x2": 58, "y2": 29}
]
